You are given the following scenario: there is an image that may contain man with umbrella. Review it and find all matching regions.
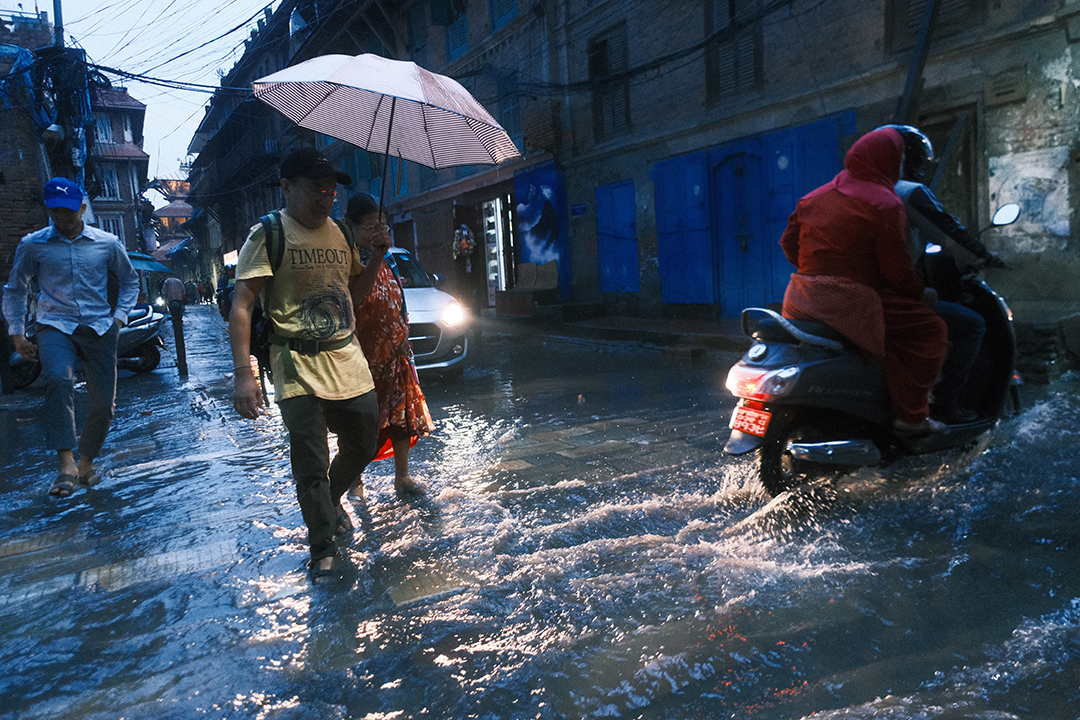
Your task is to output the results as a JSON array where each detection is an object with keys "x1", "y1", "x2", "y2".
[{"x1": 228, "y1": 147, "x2": 387, "y2": 582}]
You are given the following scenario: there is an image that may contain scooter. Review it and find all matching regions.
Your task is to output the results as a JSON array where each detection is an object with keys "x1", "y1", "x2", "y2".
[
  {"x1": 8, "y1": 303, "x2": 168, "y2": 390},
  {"x1": 723, "y1": 204, "x2": 1021, "y2": 496},
  {"x1": 117, "y1": 303, "x2": 167, "y2": 373}
]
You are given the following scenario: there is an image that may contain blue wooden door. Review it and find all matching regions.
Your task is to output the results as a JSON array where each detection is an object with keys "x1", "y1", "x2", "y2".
[
  {"x1": 712, "y1": 141, "x2": 765, "y2": 313},
  {"x1": 651, "y1": 152, "x2": 712, "y2": 304},
  {"x1": 760, "y1": 118, "x2": 845, "y2": 303},
  {"x1": 710, "y1": 117, "x2": 847, "y2": 314},
  {"x1": 595, "y1": 181, "x2": 639, "y2": 292}
]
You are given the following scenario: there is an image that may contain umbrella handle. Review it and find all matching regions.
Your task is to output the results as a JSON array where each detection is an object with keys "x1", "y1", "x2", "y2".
[{"x1": 378, "y1": 96, "x2": 397, "y2": 214}]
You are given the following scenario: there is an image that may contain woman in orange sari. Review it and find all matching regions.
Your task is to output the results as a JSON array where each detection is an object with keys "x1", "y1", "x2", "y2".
[{"x1": 346, "y1": 194, "x2": 434, "y2": 495}]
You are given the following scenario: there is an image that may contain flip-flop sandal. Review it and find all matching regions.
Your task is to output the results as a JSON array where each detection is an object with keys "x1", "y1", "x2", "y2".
[
  {"x1": 334, "y1": 506, "x2": 354, "y2": 536},
  {"x1": 308, "y1": 556, "x2": 339, "y2": 584},
  {"x1": 49, "y1": 473, "x2": 78, "y2": 498},
  {"x1": 394, "y1": 478, "x2": 427, "y2": 497}
]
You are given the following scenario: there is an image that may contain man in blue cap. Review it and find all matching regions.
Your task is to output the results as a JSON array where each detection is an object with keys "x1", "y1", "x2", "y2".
[{"x1": 3, "y1": 177, "x2": 140, "y2": 497}]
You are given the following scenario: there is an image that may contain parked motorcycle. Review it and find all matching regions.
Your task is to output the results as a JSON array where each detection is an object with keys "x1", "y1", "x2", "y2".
[
  {"x1": 723, "y1": 204, "x2": 1021, "y2": 496},
  {"x1": 8, "y1": 303, "x2": 168, "y2": 390}
]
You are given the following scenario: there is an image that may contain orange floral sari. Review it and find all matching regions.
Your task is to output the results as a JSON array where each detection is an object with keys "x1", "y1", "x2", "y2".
[{"x1": 354, "y1": 260, "x2": 434, "y2": 460}]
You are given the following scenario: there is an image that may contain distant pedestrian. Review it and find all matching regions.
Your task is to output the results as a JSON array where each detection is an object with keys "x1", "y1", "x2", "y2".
[
  {"x1": 162, "y1": 275, "x2": 186, "y2": 321},
  {"x1": 229, "y1": 148, "x2": 385, "y2": 583},
  {"x1": 217, "y1": 265, "x2": 235, "y2": 320},
  {"x1": 2, "y1": 177, "x2": 140, "y2": 497},
  {"x1": 185, "y1": 280, "x2": 199, "y2": 305}
]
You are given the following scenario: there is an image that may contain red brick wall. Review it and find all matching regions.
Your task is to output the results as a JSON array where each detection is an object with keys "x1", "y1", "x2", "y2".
[
  {"x1": 0, "y1": 18, "x2": 55, "y2": 280},
  {"x1": 0, "y1": 111, "x2": 50, "y2": 281}
]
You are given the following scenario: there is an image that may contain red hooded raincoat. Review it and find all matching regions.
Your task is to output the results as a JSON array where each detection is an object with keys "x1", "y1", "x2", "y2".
[{"x1": 779, "y1": 128, "x2": 947, "y2": 424}]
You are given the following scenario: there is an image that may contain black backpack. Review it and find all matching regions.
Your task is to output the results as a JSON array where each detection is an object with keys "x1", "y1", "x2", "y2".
[{"x1": 245, "y1": 211, "x2": 354, "y2": 380}]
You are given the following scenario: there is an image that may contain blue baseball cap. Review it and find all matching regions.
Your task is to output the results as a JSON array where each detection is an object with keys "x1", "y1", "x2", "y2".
[{"x1": 43, "y1": 177, "x2": 84, "y2": 211}]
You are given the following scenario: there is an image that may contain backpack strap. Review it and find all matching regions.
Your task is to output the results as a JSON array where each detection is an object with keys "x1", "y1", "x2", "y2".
[
  {"x1": 260, "y1": 210, "x2": 286, "y2": 274},
  {"x1": 331, "y1": 216, "x2": 355, "y2": 252},
  {"x1": 256, "y1": 211, "x2": 358, "y2": 380}
]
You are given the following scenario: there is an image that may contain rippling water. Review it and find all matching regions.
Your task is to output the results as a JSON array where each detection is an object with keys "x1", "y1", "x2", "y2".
[{"x1": 1, "y1": 306, "x2": 1078, "y2": 719}]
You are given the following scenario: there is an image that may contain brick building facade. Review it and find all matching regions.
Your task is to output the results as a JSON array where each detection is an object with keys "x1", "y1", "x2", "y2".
[
  {"x1": 87, "y1": 87, "x2": 149, "y2": 253},
  {"x1": 1, "y1": 11, "x2": 152, "y2": 282},
  {"x1": 0, "y1": 12, "x2": 55, "y2": 279},
  {"x1": 187, "y1": 0, "x2": 1080, "y2": 330}
]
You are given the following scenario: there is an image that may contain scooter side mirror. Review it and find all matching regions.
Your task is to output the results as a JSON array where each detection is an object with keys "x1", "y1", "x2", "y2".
[{"x1": 992, "y1": 203, "x2": 1020, "y2": 227}]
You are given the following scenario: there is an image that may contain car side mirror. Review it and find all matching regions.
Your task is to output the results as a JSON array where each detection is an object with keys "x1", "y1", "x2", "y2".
[{"x1": 430, "y1": 272, "x2": 445, "y2": 288}]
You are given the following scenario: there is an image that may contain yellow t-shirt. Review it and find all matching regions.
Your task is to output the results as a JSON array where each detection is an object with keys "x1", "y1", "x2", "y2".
[{"x1": 236, "y1": 211, "x2": 374, "y2": 402}]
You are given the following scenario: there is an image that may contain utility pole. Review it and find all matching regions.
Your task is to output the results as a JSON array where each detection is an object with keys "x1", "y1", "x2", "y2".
[
  {"x1": 894, "y1": 0, "x2": 940, "y2": 125},
  {"x1": 53, "y1": 0, "x2": 63, "y2": 46}
]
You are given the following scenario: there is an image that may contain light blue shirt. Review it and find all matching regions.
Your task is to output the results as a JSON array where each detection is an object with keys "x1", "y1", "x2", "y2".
[{"x1": 3, "y1": 222, "x2": 140, "y2": 336}]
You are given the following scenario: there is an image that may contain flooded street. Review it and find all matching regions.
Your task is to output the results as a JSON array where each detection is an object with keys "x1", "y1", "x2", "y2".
[{"x1": 2, "y1": 304, "x2": 1080, "y2": 719}]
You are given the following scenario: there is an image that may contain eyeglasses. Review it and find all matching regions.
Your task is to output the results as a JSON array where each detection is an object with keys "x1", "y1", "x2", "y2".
[
  {"x1": 296, "y1": 182, "x2": 337, "y2": 198},
  {"x1": 359, "y1": 222, "x2": 390, "y2": 232}
]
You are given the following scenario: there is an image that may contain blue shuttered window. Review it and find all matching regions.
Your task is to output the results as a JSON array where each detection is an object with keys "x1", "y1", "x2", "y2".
[{"x1": 491, "y1": 0, "x2": 517, "y2": 32}]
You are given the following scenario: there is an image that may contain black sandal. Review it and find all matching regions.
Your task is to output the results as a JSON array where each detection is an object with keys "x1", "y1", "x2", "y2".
[
  {"x1": 334, "y1": 506, "x2": 354, "y2": 536},
  {"x1": 308, "y1": 555, "x2": 339, "y2": 584},
  {"x1": 49, "y1": 473, "x2": 78, "y2": 498}
]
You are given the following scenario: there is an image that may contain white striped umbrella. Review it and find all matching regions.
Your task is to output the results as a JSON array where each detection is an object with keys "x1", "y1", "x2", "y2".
[{"x1": 253, "y1": 53, "x2": 521, "y2": 204}]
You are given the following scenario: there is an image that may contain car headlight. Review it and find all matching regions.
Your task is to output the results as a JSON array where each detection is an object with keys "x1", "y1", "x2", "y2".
[{"x1": 440, "y1": 301, "x2": 466, "y2": 328}]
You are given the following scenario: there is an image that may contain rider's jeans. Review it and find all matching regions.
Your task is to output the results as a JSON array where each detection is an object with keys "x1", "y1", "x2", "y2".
[
  {"x1": 37, "y1": 322, "x2": 119, "y2": 458},
  {"x1": 934, "y1": 300, "x2": 986, "y2": 408}
]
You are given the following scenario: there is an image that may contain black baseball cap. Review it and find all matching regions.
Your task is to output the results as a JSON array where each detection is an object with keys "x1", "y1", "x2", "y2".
[{"x1": 280, "y1": 147, "x2": 352, "y2": 185}]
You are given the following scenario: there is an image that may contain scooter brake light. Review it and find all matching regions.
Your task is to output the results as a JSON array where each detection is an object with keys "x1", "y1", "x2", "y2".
[{"x1": 726, "y1": 364, "x2": 800, "y2": 400}]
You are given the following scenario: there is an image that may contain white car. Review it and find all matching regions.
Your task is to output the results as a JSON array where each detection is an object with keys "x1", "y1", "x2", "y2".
[{"x1": 388, "y1": 247, "x2": 469, "y2": 376}]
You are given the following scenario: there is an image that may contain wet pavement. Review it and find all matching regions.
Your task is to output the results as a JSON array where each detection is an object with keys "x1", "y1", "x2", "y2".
[
  {"x1": 0, "y1": 304, "x2": 745, "y2": 718},
  {"x1": 3, "y1": 304, "x2": 1079, "y2": 720}
]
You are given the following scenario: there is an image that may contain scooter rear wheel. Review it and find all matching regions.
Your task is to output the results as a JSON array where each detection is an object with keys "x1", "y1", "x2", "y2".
[
  {"x1": 758, "y1": 422, "x2": 836, "y2": 496},
  {"x1": 10, "y1": 360, "x2": 41, "y2": 390},
  {"x1": 118, "y1": 344, "x2": 161, "y2": 373}
]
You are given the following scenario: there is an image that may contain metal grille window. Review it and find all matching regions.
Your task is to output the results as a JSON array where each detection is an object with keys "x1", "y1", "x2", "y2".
[
  {"x1": 886, "y1": 0, "x2": 987, "y2": 52},
  {"x1": 98, "y1": 164, "x2": 121, "y2": 199},
  {"x1": 588, "y1": 25, "x2": 630, "y2": 142},
  {"x1": 129, "y1": 165, "x2": 140, "y2": 199},
  {"x1": 99, "y1": 215, "x2": 124, "y2": 242},
  {"x1": 706, "y1": 0, "x2": 762, "y2": 106},
  {"x1": 94, "y1": 114, "x2": 112, "y2": 143}
]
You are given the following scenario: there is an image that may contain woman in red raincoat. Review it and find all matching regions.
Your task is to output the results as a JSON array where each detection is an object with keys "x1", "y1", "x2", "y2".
[{"x1": 779, "y1": 127, "x2": 948, "y2": 433}]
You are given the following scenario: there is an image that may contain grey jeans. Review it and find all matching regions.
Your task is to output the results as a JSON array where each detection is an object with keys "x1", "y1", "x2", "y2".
[
  {"x1": 37, "y1": 322, "x2": 120, "y2": 458},
  {"x1": 278, "y1": 390, "x2": 378, "y2": 562}
]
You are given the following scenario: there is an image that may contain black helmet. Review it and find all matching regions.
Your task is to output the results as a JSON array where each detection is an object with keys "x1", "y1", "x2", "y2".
[{"x1": 874, "y1": 124, "x2": 934, "y2": 181}]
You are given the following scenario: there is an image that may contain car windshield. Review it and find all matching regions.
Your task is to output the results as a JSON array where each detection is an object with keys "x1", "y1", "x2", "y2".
[{"x1": 391, "y1": 251, "x2": 434, "y2": 289}]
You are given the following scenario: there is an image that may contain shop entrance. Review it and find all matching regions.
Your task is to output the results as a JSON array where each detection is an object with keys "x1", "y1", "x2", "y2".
[{"x1": 481, "y1": 195, "x2": 516, "y2": 306}]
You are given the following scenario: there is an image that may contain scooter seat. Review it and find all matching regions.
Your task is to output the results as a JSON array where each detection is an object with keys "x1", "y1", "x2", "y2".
[
  {"x1": 752, "y1": 316, "x2": 848, "y2": 346},
  {"x1": 127, "y1": 305, "x2": 153, "y2": 324}
]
